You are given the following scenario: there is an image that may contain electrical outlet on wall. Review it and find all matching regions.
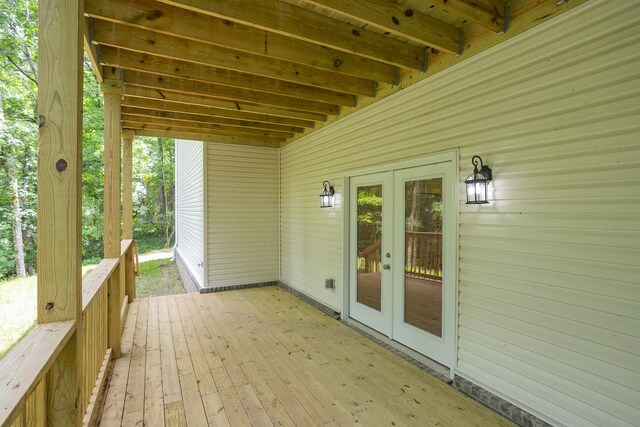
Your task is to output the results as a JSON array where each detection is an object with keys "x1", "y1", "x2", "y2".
[{"x1": 325, "y1": 278, "x2": 335, "y2": 289}]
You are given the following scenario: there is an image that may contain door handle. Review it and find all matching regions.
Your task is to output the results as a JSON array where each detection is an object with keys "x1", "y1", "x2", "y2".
[{"x1": 383, "y1": 264, "x2": 391, "y2": 270}]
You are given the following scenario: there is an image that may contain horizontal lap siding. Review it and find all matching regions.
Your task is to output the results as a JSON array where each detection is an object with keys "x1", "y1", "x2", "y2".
[
  {"x1": 279, "y1": 1, "x2": 640, "y2": 425},
  {"x1": 175, "y1": 139, "x2": 205, "y2": 287},
  {"x1": 207, "y1": 144, "x2": 279, "y2": 286}
]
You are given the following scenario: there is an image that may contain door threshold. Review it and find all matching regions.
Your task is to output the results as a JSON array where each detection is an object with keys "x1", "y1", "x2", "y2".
[{"x1": 343, "y1": 318, "x2": 451, "y2": 383}]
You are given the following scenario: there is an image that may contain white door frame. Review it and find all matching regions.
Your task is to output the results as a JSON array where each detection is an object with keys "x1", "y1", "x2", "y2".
[{"x1": 341, "y1": 149, "x2": 460, "y2": 371}]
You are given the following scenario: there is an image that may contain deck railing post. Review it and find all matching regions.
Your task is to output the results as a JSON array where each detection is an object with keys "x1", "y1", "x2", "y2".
[
  {"x1": 37, "y1": 0, "x2": 84, "y2": 424},
  {"x1": 102, "y1": 67, "x2": 123, "y2": 358},
  {"x1": 122, "y1": 130, "x2": 134, "y2": 240}
]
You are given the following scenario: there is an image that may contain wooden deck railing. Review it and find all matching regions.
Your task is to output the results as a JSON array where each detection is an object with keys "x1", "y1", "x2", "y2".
[
  {"x1": 0, "y1": 239, "x2": 138, "y2": 427},
  {"x1": 358, "y1": 232, "x2": 442, "y2": 279}
]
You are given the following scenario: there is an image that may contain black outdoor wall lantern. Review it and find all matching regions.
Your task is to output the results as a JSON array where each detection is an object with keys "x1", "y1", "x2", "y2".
[
  {"x1": 465, "y1": 155, "x2": 492, "y2": 204},
  {"x1": 320, "y1": 180, "x2": 335, "y2": 208}
]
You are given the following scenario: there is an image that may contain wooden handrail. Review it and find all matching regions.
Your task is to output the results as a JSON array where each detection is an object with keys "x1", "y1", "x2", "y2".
[
  {"x1": 2, "y1": 238, "x2": 138, "y2": 426},
  {"x1": 82, "y1": 258, "x2": 119, "y2": 312},
  {"x1": 0, "y1": 320, "x2": 76, "y2": 426}
]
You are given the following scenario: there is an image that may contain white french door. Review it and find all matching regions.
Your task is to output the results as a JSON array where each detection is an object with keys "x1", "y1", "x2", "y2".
[{"x1": 348, "y1": 160, "x2": 457, "y2": 368}]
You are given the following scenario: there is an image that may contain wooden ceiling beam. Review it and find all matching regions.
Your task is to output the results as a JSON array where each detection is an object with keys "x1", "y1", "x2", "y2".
[
  {"x1": 305, "y1": 0, "x2": 460, "y2": 53},
  {"x1": 131, "y1": 129, "x2": 282, "y2": 148},
  {"x1": 122, "y1": 96, "x2": 315, "y2": 129},
  {"x1": 85, "y1": 0, "x2": 399, "y2": 84},
  {"x1": 123, "y1": 85, "x2": 327, "y2": 122},
  {"x1": 428, "y1": 0, "x2": 505, "y2": 33},
  {"x1": 126, "y1": 123, "x2": 285, "y2": 146},
  {"x1": 121, "y1": 106, "x2": 305, "y2": 134},
  {"x1": 122, "y1": 116, "x2": 295, "y2": 139},
  {"x1": 100, "y1": 46, "x2": 354, "y2": 107},
  {"x1": 155, "y1": 0, "x2": 427, "y2": 70},
  {"x1": 83, "y1": 17, "x2": 103, "y2": 82},
  {"x1": 92, "y1": 19, "x2": 375, "y2": 96},
  {"x1": 122, "y1": 71, "x2": 339, "y2": 116}
]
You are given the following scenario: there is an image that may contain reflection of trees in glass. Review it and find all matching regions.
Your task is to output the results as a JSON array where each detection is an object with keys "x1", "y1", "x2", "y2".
[
  {"x1": 405, "y1": 179, "x2": 443, "y2": 277},
  {"x1": 357, "y1": 185, "x2": 382, "y2": 253},
  {"x1": 405, "y1": 179, "x2": 442, "y2": 233}
]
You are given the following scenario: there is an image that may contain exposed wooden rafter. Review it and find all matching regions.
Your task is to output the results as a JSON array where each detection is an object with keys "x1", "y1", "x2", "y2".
[
  {"x1": 121, "y1": 107, "x2": 305, "y2": 134},
  {"x1": 121, "y1": 71, "x2": 339, "y2": 115},
  {"x1": 130, "y1": 129, "x2": 283, "y2": 149},
  {"x1": 122, "y1": 85, "x2": 327, "y2": 122},
  {"x1": 428, "y1": 0, "x2": 506, "y2": 33},
  {"x1": 305, "y1": 0, "x2": 460, "y2": 52},
  {"x1": 83, "y1": 0, "x2": 585, "y2": 148},
  {"x1": 84, "y1": 0, "x2": 400, "y2": 84},
  {"x1": 154, "y1": 0, "x2": 427, "y2": 70},
  {"x1": 121, "y1": 97, "x2": 315, "y2": 129},
  {"x1": 92, "y1": 19, "x2": 375, "y2": 96}
]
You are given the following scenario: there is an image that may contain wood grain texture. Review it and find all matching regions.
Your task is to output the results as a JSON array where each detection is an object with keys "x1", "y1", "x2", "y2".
[
  {"x1": 155, "y1": 0, "x2": 426, "y2": 70},
  {"x1": 85, "y1": 0, "x2": 399, "y2": 83},
  {"x1": 122, "y1": 134, "x2": 134, "y2": 240},
  {"x1": 101, "y1": 47, "x2": 355, "y2": 107},
  {"x1": 102, "y1": 289, "x2": 514, "y2": 426},
  {"x1": 37, "y1": 0, "x2": 84, "y2": 424},
  {"x1": 118, "y1": 69, "x2": 340, "y2": 115},
  {"x1": 102, "y1": 77, "x2": 122, "y2": 259},
  {"x1": 121, "y1": 106, "x2": 305, "y2": 134},
  {"x1": 92, "y1": 19, "x2": 375, "y2": 96},
  {"x1": 123, "y1": 85, "x2": 327, "y2": 122},
  {"x1": 131, "y1": 129, "x2": 283, "y2": 149},
  {"x1": 122, "y1": 97, "x2": 315, "y2": 129},
  {"x1": 306, "y1": 0, "x2": 460, "y2": 53},
  {"x1": 122, "y1": 117, "x2": 295, "y2": 139},
  {"x1": 0, "y1": 321, "x2": 76, "y2": 426},
  {"x1": 429, "y1": 0, "x2": 505, "y2": 32}
]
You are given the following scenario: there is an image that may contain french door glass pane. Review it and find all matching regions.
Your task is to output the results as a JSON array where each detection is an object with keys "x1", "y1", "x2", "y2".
[
  {"x1": 404, "y1": 178, "x2": 443, "y2": 336},
  {"x1": 356, "y1": 184, "x2": 382, "y2": 311}
]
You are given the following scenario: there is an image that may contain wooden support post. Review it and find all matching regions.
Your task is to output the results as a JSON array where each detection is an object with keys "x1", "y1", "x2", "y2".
[
  {"x1": 102, "y1": 67, "x2": 123, "y2": 358},
  {"x1": 37, "y1": 0, "x2": 83, "y2": 425},
  {"x1": 122, "y1": 129, "x2": 134, "y2": 240},
  {"x1": 125, "y1": 246, "x2": 136, "y2": 301}
]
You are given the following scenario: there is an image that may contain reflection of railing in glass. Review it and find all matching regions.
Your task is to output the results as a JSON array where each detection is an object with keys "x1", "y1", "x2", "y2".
[
  {"x1": 358, "y1": 239, "x2": 381, "y2": 272},
  {"x1": 357, "y1": 232, "x2": 441, "y2": 279},
  {"x1": 405, "y1": 231, "x2": 442, "y2": 280}
]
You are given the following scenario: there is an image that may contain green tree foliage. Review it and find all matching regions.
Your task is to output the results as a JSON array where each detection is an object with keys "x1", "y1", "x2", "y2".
[{"x1": 0, "y1": 0, "x2": 175, "y2": 278}]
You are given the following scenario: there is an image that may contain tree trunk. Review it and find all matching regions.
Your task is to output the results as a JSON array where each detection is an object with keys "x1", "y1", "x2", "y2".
[
  {"x1": 406, "y1": 180, "x2": 421, "y2": 270},
  {"x1": 0, "y1": 90, "x2": 26, "y2": 277}
]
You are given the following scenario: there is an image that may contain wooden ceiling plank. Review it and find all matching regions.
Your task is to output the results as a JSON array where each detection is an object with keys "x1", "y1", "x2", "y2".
[
  {"x1": 85, "y1": 0, "x2": 399, "y2": 84},
  {"x1": 131, "y1": 129, "x2": 282, "y2": 148},
  {"x1": 92, "y1": 19, "x2": 375, "y2": 96},
  {"x1": 305, "y1": 0, "x2": 459, "y2": 53},
  {"x1": 125, "y1": 122, "x2": 286, "y2": 143},
  {"x1": 121, "y1": 106, "x2": 305, "y2": 134},
  {"x1": 154, "y1": 0, "x2": 426, "y2": 70},
  {"x1": 122, "y1": 117, "x2": 295, "y2": 139},
  {"x1": 428, "y1": 0, "x2": 505, "y2": 32},
  {"x1": 122, "y1": 71, "x2": 339, "y2": 116},
  {"x1": 100, "y1": 46, "x2": 354, "y2": 107},
  {"x1": 121, "y1": 96, "x2": 315, "y2": 129},
  {"x1": 123, "y1": 85, "x2": 327, "y2": 122}
]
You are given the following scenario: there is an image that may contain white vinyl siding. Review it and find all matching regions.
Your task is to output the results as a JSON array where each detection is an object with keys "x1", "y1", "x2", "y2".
[
  {"x1": 207, "y1": 143, "x2": 279, "y2": 286},
  {"x1": 174, "y1": 139, "x2": 205, "y2": 288},
  {"x1": 279, "y1": 1, "x2": 640, "y2": 426}
]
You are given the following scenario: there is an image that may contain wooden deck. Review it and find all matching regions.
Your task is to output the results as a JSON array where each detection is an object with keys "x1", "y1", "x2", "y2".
[{"x1": 100, "y1": 287, "x2": 512, "y2": 426}]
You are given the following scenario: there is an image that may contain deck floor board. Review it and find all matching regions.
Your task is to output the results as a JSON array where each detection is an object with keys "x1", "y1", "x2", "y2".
[{"x1": 101, "y1": 287, "x2": 513, "y2": 426}]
